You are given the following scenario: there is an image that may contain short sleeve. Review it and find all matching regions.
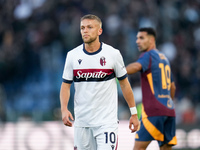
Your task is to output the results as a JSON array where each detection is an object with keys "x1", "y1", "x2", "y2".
[
  {"x1": 136, "y1": 52, "x2": 151, "y2": 72},
  {"x1": 62, "y1": 52, "x2": 73, "y2": 83},
  {"x1": 114, "y1": 50, "x2": 127, "y2": 80}
]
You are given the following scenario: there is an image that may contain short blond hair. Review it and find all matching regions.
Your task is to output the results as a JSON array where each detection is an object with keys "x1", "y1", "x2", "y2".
[{"x1": 81, "y1": 14, "x2": 102, "y2": 28}]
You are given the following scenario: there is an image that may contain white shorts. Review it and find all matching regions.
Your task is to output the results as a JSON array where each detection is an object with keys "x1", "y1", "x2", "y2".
[{"x1": 74, "y1": 123, "x2": 118, "y2": 150}]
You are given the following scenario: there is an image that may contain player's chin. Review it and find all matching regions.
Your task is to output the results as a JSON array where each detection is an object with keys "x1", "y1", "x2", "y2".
[
  {"x1": 83, "y1": 37, "x2": 96, "y2": 44},
  {"x1": 138, "y1": 48, "x2": 143, "y2": 51},
  {"x1": 83, "y1": 39, "x2": 90, "y2": 43},
  {"x1": 139, "y1": 48, "x2": 146, "y2": 52},
  {"x1": 82, "y1": 37, "x2": 90, "y2": 42}
]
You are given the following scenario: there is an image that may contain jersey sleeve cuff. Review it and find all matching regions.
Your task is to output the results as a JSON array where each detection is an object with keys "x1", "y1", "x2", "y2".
[
  {"x1": 62, "y1": 78, "x2": 73, "y2": 84},
  {"x1": 117, "y1": 74, "x2": 127, "y2": 80}
]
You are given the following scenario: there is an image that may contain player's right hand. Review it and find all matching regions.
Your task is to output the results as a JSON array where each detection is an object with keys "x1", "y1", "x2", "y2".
[
  {"x1": 129, "y1": 114, "x2": 139, "y2": 133},
  {"x1": 62, "y1": 110, "x2": 74, "y2": 127}
]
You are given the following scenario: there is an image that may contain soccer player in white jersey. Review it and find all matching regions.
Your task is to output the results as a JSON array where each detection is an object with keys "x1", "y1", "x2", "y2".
[{"x1": 60, "y1": 14, "x2": 139, "y2": 150}]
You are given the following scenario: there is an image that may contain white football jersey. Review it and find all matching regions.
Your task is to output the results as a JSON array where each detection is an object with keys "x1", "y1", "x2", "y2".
[{"x1": 62, "y1": 42, "x2": 127, "y2": 127}]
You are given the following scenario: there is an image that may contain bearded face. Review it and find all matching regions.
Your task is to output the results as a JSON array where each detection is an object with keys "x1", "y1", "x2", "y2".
[{"x1": 80, "y1": 19, "x2": 102, "y2": 44}]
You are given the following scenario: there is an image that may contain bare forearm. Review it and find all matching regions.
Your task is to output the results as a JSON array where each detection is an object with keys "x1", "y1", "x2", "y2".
[
  {"x1": 126, "y1": 62, "x2": 142, "y2": 74},
  {"x1": 119, "y1": 78, "x2": 136, "y2": 108},
  {"x1": 60, "y1": 82, "x2": 74, "y2": 127},
  {"x1": 119, "y1": 78, "x2": 139, "y2": 132},
  {"x1": 60, "y1": 82, "x2": 71, "y2": 112}
]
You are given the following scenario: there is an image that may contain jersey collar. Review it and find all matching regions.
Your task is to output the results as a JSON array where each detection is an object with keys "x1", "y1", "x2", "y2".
[{"x1": 83, "y1": 42, "x2": 102, "y2": 55}]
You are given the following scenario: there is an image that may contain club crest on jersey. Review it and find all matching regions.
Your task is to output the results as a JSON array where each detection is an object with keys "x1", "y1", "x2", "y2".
[{"x1": 100, "y1": 57, "x2": 106, "y2": 66}]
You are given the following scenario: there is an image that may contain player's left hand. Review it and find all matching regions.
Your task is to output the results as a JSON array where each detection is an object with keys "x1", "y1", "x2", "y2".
[{"x1": 129, "y1": 114, "x2": 140, "y2": 133}]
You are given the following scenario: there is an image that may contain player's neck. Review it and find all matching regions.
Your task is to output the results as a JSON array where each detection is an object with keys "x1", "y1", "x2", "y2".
[
  {"x1": 147, "y1": 44, "x2": 156, "y2": 51},
  {"x1": 84, "y1": 40, "x2": 101, "y2": 53}
]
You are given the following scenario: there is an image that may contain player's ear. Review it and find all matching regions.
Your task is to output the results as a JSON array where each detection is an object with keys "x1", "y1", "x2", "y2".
[{"x1": 98, "y1": 28, "x2": 103, "y2": 36}]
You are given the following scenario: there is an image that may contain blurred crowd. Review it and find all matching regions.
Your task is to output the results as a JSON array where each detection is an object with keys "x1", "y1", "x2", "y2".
[{"x1": 0, "y1": 0, "x2": 200, "y2": 125}]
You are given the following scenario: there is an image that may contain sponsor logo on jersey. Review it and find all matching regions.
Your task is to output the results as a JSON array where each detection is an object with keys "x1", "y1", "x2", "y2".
[
  {"x1": 100, "y1": 56, "x2": 106, "y2": 66},
  {"x1": 76, "y1": 70, "x2": 107, "y2": 80},
  {"x1": 73, "y1": 69, "x2": 115, "y2": 82}
]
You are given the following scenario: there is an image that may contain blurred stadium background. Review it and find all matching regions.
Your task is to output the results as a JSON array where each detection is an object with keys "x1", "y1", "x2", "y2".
[{"x1": 0, "y1": 0, "x2": 200, "y2": 149}]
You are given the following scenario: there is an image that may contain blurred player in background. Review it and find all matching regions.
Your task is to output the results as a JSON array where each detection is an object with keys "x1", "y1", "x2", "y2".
[
  {"x1": 60, "y1": 14, "x2": 139, "y2": 150},
  {"x1": 126, "y1": 28, "x2": 177, "y2": 150}
]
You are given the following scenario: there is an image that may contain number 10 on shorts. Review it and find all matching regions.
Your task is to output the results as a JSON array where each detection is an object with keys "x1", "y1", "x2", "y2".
[{"x1": 104, "y1": 132, "x2": 116, "y2": 144}]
